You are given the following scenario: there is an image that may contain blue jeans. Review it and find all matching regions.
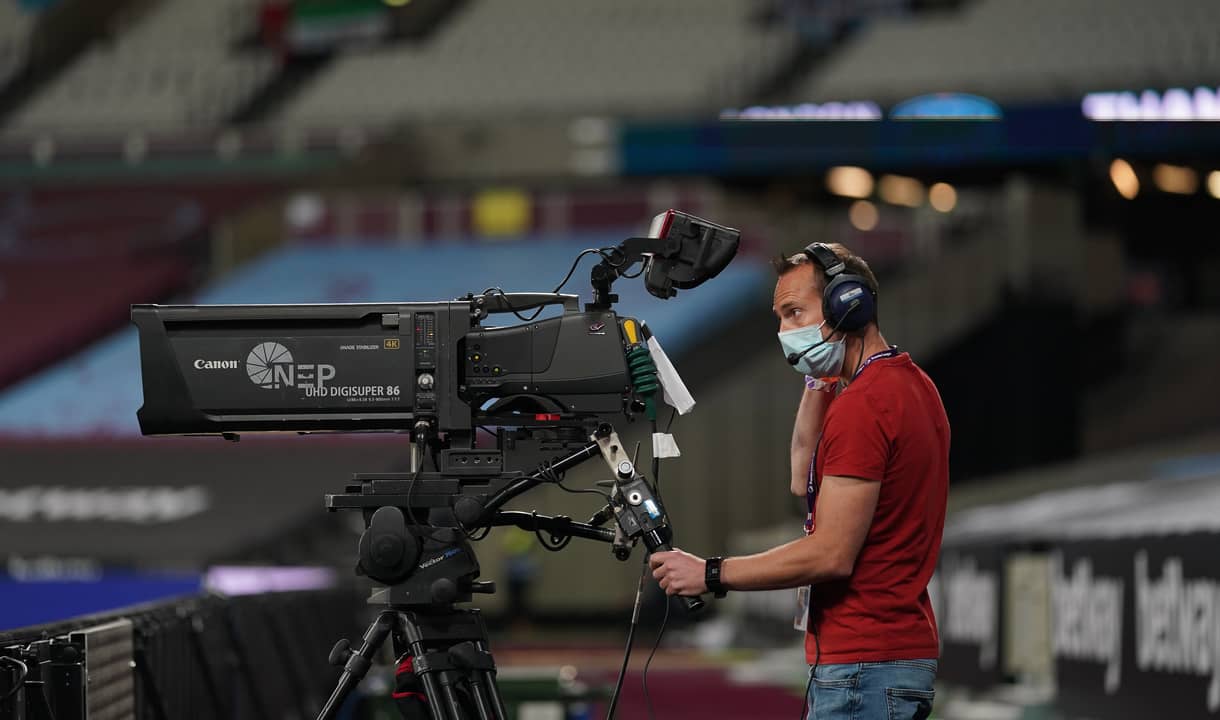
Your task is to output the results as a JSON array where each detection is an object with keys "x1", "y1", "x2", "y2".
[{"x1": 805, "y1": 659, "x2": 937, "y2": 720}]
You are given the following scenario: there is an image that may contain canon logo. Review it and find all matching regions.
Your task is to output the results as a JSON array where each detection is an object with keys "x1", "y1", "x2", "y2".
[{"x1": 194, "y1": 359, "x2": 239, "y2": 370}]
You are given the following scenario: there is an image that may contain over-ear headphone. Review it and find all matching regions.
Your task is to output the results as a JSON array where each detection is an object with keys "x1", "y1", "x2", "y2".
[{"x1": 801, "y1": 243, "x2": 877, "y2": 333}]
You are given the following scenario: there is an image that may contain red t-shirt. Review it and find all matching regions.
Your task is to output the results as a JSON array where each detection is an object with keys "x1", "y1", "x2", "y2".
[{"x1": 806, "y1": 352, "x2": 949, "y2": 664}]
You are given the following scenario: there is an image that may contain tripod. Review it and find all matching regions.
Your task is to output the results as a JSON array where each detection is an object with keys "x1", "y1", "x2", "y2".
[
  {"x1": 316, "y1": 424, "x2": 704, "y2": 720},
  {"x1": 318, "y1": 600, "x2": 507, "y2": 720},
  {"x1": 316, "y1": 508, "x2": 621, "y2": 720}
]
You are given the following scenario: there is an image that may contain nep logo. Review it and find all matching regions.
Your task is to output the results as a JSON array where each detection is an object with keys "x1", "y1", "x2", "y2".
[
  {"x1": 246, "y1": 342, "x2": 293, "y2": 387},
  {"x1": 245, "y1": 341, "x2": 336, "y2": 390}
]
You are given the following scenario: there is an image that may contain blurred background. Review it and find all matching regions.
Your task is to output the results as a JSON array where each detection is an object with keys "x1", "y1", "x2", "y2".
[{"x1": 1, "y1": 0, "x2": 1220, "y2": 717}]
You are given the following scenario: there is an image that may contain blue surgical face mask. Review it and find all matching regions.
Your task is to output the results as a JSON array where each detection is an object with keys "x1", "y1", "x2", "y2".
[{"x1": 778, "y1": 320, "x2": 845, "y2": 376}]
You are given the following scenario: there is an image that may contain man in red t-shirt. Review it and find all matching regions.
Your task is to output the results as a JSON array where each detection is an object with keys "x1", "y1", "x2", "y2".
[{"x1": 650, "y1": 242, "x2": 950, "y2": 719}]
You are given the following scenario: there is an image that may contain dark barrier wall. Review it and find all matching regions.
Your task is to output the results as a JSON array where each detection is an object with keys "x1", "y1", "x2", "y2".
[
  {"x1": 0, "y1": 437, "x2": 408, "y2": 569},
  {"x1": 0, "y1": 588, "x2": 364, "y2": 720},
  {"x1": 1051, "y1": 532, "x2": 1220, "y2": 719}
]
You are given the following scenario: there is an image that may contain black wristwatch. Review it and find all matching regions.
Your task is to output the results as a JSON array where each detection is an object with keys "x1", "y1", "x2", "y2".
[{"x1": 705, "y1": 556, "x2": 728, "y2": 599}]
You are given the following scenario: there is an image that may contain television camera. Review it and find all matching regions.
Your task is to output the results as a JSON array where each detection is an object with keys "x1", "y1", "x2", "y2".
[{"x1": 131, "y1": 210, "x2": 740, "y2": 720}]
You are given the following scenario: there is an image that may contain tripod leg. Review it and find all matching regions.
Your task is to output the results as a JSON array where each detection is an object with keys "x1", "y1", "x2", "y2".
[
  {"x1": 317, "y1": 610, "x2": 397, "y2": 720},
  {"x1": 480, "y1": 638, "x2": 509, "y2": 720},
  {"x1": 437, "y1": 680, "x2": 467, "y2": 720},
  {"x1": 458, "y1": 641, "x2": 506, "y2": 720},
  {"x1": 466, "y1": 678, "x2": 494, "y2": 720},
  {"x1": 469, "y1": 669, "x2": 512, "y2": 720},
  {"x1": 403, "y1": 649, "x2": 461, "y2": 720},
  {"x1": 390, "y1": 628, "x2": 435, "y2": 720},
  {"x1": 401, "y1": 612, "x2": 487, "y2": 720},
  {"x1": 395, "y1": 613, "x2": 455, "y2": 720}
]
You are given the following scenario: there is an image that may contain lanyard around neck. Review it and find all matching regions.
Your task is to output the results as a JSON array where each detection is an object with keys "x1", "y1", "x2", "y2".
[{"x1": 851, "y1": 345, "x2": 900, "y2": 381}]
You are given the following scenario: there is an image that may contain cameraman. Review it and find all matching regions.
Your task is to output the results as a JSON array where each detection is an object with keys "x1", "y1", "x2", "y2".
[{"x1": 649, "y1": 243, "x2": 949, "y2": 720}]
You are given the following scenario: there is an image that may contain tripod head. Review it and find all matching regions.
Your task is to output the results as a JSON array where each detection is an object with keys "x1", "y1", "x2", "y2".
[{"x1": 326, "y1": 422, "x2": 705, "y2": 613}]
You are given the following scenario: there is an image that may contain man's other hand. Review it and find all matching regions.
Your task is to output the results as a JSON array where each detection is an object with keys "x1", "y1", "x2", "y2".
[{"x1": 649, "y1": 549, "x2": 708, "y2": 596}]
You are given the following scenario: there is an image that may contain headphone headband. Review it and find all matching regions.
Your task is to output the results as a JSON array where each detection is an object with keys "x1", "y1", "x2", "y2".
[{"x1": 803, "y1": 243, "x2": 845, "y2": 277}]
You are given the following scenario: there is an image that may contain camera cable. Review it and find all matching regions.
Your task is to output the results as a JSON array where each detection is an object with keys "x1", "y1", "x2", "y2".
[
  {"x1": 0, "y1": 655, "x2": 29, "y2": 703},
  {"x1": 483, "y1": 245, "x2": 627, "y2": 322},
  {"x1": 641, "y1": 414, "x2": 673, "y2": 720},
  {"x1": 606, "y1": 556, "x2": 648, "y2": 720},
  {"x1": 606, "y1": 412, "x2": 679, "y2": 720}
]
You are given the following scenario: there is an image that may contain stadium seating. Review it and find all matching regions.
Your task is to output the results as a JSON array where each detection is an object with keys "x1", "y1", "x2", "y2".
[
  {"x1": 5, "y1": 0, "x2": 277, "y2": 135},
  {"x1": 793, "y1": 0, "x2": 1220, "y2": 103},
  {"x1": 0, "y1": 2, "x2": 37, "y2": 90},
  {"x1": 0, "y1": 255, "x2": 190, "y2": 391},
  {"x1": 277, "y1": 0, "x2": 798, "y2": 125},
  {"x1": 0, "y1": 181, "x2": 276, "y2": 256},
  {"x1": 0, "y1": 180, "x2": 279, "y2": 390}
]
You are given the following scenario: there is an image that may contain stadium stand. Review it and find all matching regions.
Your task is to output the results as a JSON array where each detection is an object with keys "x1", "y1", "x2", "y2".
[
  {"x1": 0, "y1": 180, "x2": 279, "y2": 390},
  {"x1": 0, "y1": 181, "x2": 276, "y2": 257},
  {"x1": 0, "y1": 254, "x2": 189, "y2": 391},
  {"x1": 1083, "y1": 313, "x2": 1220, "y2": 453},
  {"x1": 0, "y1": 2, "x2": 37, "y2": 91},
  {"x1": 281, "y1": 184, "x2": 720, "y2": 242},
  {"x1": 793, "y1": 0, "x2": 1220, "y2": 103},
  {"x1": 5, "y1": 0, "x2": 278, "y2": 135},
  {"x1": 277, "y1": 0, "x2": 799, "y2": 125}
]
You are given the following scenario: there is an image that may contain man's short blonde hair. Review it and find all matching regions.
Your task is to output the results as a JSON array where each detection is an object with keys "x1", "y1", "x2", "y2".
[{"x1": 771, "y1": 243, "x2": 880, "y2": 322}]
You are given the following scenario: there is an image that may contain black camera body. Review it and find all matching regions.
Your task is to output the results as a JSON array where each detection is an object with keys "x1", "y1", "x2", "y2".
[
  {"x1": 131, "y1": 299, "x2": 634, "y2": 438},
  {"x1": 132, "y1": 209, "x2": 740, "y2": 442}
]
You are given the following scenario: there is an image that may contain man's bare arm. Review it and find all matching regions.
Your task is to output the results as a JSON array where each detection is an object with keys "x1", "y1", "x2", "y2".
[
  {"x1": 791, "y1": 387, "x2": 833, "y2": 496},
  {"x1": 724, "y1": 474, "x2": 880, "y2": 589}
]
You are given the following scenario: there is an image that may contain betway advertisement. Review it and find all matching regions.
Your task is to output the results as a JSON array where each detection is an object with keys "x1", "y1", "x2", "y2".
[
  {"x1": 1053, "y1": 533, "x2": 1220, "y2": 719},
  {"x1": 936, "y1": 544, "x2": 1006, "y2": 688}
]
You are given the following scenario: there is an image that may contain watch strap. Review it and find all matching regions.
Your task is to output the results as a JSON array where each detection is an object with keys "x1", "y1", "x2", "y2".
[{"x1": 705, "y1": 556, "x2": 728, "y2": 599}]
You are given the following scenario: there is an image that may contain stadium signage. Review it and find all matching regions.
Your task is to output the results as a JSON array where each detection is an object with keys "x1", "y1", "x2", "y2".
[
  {"x1": 720, "y1": 101, "x2": 883, "y2": 120},
  {"x1": 1053, "y1": 535, "x2": 1220, "y2": 719},
  {"x1": 721, "y1": 93, "x2": 1004, "y2": 121},
  {"x1": 0, "y1": 486, "x2": 210, "y2": 523},
  {"x1": 935, "y1": 546, "x2": 1006, "y2": 688},
  {"x1": 889, "y1": 93, "x2": 1002, "y2": 120},
  {"x1": 942, "y1": 554, "x2": 999, "y2": 669},
  {"x1": 1081, "y1": 86, "x2": 1220, "y2": 121},
  {"x1": 1050, "y1": 552, "x2": 1125, "y2": 692},
  {"x1": 1133, "y1": 552, "x2": 1220, "y2": 710}
]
